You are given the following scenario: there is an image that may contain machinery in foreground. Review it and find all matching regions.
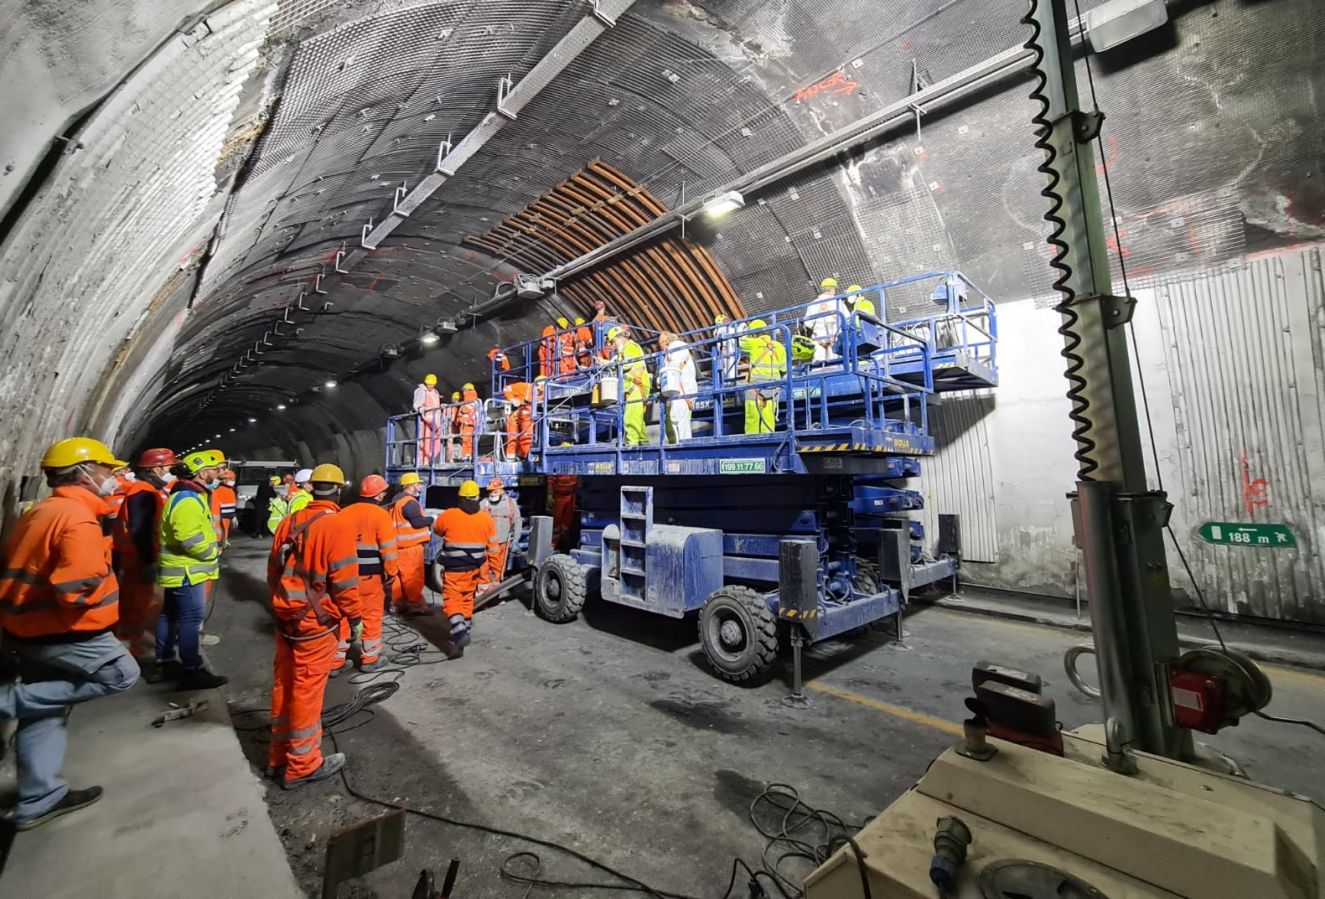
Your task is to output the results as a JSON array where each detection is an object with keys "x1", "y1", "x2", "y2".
[{"x1": 387, "y1": 269, "x2": 998, "y2": 684}]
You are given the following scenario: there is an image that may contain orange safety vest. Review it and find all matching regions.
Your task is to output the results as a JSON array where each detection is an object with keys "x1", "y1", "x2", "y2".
[
  {"x1": 0, "y1": 486, "x2": 120, "y2": 639},
  {"x1": 539, "y1": 325, "x2": 557, "y2": 377},
  {"x1": 106, "y1": 477, "x2": 132, "y2": 519},
  {"x1": 548, "y1": 474, "x2": 579, "y2": 498},
  {"x1": 433, "y1": 507, "x2": 497, "y2": 573},
  {"x1": 505, "y1": 404, "x2": 534, "y2": 459},
  {"x1": 338, "y1": 501, "x2": 400, "y2": 580},
  {"x1": 390, "y1": 494, "x2": 432, "y2": 549},
  {"x1": 266, "y1": 500, "x2": 361, "y2": 638},
  {"x1": 212, "y1": 484, "x2": 237, "y2": 542}
]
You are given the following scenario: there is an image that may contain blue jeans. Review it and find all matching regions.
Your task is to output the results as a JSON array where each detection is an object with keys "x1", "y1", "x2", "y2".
[
  {"x1": 0, "y1": 631, "x2": 140, "y2": 821},
  {"x1": 156, "y1": 578, "x2": 207, "y2": 670}
]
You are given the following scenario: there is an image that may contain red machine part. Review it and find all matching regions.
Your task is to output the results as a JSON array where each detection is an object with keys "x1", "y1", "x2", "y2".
[{"x1": 1169, "y1": 668, "x2": 1227, "y2": 734}]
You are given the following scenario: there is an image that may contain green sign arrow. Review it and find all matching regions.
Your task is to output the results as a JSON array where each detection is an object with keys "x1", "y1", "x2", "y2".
[{"x1": 1197, "y1": 522, "x2": 1296, "y2": 549}]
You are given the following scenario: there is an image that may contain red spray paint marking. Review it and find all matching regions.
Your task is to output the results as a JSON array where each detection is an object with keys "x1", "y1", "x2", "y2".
[
  {"x1": 1240, "y1": 451, "x2": 1270, "y2": 518},
  {"x1": 794, "y1": 71, "x2": 859, "y2": 104}
]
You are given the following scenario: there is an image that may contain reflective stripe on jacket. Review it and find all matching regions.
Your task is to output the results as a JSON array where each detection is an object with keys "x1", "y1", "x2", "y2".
[
  {"x1": 267, "y1": 500, "x2": 362, "y2": 638},
  {"x1": 158, "y1": 483, "x2": 220, "y2": 587},
  {"x1": 740, "y1": 334, "x2": 787, "y2": 383},
  {"x1": 433, "y1": 507, "x2": 497, "y2": 573},
  {"x1": 390, "y1": 495, "x2": 432, "y2": 549},
  {"x1": 0, "y1": 487, "x2": 120, "y2": 639},
  {"x1": 338, "y1": 501, "x2": 399, "y2": 580}
]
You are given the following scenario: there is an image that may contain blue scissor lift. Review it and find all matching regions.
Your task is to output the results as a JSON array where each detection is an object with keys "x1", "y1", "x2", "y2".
[{"x1": 386, "y1": 271, "x2": 998, "y2": 684}]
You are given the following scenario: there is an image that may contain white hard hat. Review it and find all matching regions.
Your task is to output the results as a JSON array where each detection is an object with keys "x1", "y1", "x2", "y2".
[{"x1": 294, "y1": 468, "x2": 313, "y2": 484}]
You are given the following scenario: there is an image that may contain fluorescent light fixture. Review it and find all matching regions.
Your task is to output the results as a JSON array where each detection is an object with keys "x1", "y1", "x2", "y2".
[
  {"x1": 419, "y1": 330, "x2": 439, "y2": 346},
  {"x1": 248, "y1": 417, "x2": 257, "y2": 423},
  {"x1": 701, "y1": 189, "x2": 745, "y2": 218},
  {"x1": 436, "y1": 319, "x2": 458, "y2": 334},
  {"x1": 228, "y1": 428, "x2": 236, "y2": 433},
  {"x1": 1085, "y1": 0, "x2": 1167, "y2": 52},
  {"x1": 276, "y1": 404, "x2": 287, "y2": 411},
  {"x1": 325, "y1": 380, "x2": 338, "y2": 389}
]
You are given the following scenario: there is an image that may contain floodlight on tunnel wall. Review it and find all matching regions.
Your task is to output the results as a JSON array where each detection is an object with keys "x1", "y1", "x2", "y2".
[
  {"x1": 700, "y1": 190, "x2": 745, "y2": 218},
  {"x1": 325, "y1": 380, "x2": 338, "y2": 389},
  {"x1": 248, "y1": 417, "x2": 257, "y2": 423},
  {"x1": 1085, "y1": 0, "x2": 1167, "y2": 52},
  {"x1": 437, "y1": 320, "x2": 458, "y2": 334},
  {"x1": 418, "y1": 330, "x2": 438, "y2": 346},
  {"x1": 276, "y1": 404, "x2": 286, "y2": 410}
]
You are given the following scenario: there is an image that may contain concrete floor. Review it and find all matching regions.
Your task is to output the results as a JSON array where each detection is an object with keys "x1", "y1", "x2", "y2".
[{"x1": 204, "y1": 536, "x2": 1325, "y2": 897}]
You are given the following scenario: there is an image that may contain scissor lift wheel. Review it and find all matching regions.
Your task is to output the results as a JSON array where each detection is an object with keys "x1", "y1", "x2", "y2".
[
  {"x1": 534, "y1": 554, "x2": 587, "y2": 623},
  {"x1": 699, "y1": 586, "x2": 779, "y2": 683}
]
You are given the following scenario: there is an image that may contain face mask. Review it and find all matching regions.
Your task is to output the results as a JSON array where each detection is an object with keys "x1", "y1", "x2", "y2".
[
  {"x1": 124, "y1": 472, "x2": 137, "y2": 483},
  {"x1": 489, "y1": 492, "x2": 502, "y2": 502},
  {"x1": 162, "y1": 473, "x2": 178, "y2": 485},
  {"x1": 83, "y1": 466, "x2": 116, "y2": 497},
  {"x1": 224, "y1": 480, "x2": 235, "y2": 487}
]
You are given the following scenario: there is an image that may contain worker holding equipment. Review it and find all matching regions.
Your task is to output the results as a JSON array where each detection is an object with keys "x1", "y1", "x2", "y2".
[
  {"x1": 156, "y1": 450, "x2": 228, "y2": 689},
  {"x1": 266, "y1": 462, "x2": 360, "y2": 789},
  {"x1": 608, "y1": 326, "x2": 651, "y2": 446},
  {"x1": 456, "y1": 383, "x2": 483, "y2": 460},
  {"x1": 337, "y1": 474, "x2": 399, "y2": 672},
  {"x1": 574, "y1": 317, "x2": 594, "y2": 368},
  {"x1": 389, "y1": 472, "x2": 435, "y2": 615},
  {"x1": 539, "y1": 323, "x2": 557, "y2": 378},
  {"x1": 432, "y1": 480, "x2": 497, "y2": 658},
  {"x1": 114, "y1": 447, "x2": 176, "y2": 660},
  {"x1": 480, "y1": 478, "x2": 522, "y2": 583},
  {"x1": 659, "y1": 331, "x2": 699, "y2": 442},
  {"x1": 547, "y1": 473, "x2": 579, "y2": 551},
  {"x1": 413, "y1": 373, "x2": 443, "y2": 467},
  {"x1": 809, "y1": 276, "x2": 846, "y2": 362},
  {"x1": 0, "y1": 437, "x2": 141, "y2": 832},
  {"x1": 712, "y1": 313, "x2": 745, "y2": 385},
  {"x1": 741, "y1": 320, "x2": 788, "y2": 434},
  {"x1": 504, "y1": 382, "x2": 535, "y2": 460}
]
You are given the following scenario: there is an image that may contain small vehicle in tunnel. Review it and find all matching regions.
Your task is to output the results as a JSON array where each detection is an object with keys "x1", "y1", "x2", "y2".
[{"x1": 231, "y1": 459, "x2": 299, "y2": 532}]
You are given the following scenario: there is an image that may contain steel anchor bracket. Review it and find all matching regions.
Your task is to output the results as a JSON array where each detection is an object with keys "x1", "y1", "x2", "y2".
[
  {"x1": 591, "y1": 0, "x2": 618, "y2": 26},
  {"x1": 1055, "y1": 292, "x2": 1136, "y2": 328},
  {"x1": 496, "y1": 74, "x2": 517, "y2": 120}
]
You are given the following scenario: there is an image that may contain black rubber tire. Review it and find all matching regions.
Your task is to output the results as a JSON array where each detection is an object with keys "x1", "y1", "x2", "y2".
[
  {"x1": 698, "y1": 586, "x2": 779, "y2": 683},
  {"x1": 533, "y1": 554, "x2": 587, "y2": 623}
]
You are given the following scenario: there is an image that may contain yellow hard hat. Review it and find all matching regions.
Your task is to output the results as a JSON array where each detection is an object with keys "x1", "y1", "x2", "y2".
[
  {"x1": 820, "y1": 277, "x2": 838, "y2": 289},
  {"x1": 556, "y1": 317, "x2": 569, "y2": 328},
  {"x1": 182, "y1": 451, "x2": 219, "y2": 476},
  {"x1": 574, "y1": 317, "x2": 585, "y2": 325},
  {"x1": 607, "y1": 326, "x2": 622, "y2": 341},
  {"x1": 40, "y1": 437, "x2": 127, "y2": 471},
  {"x1": 750, "y1": 319, "x2": 767, "y2": 329},
  {"x1": 451, "y1": 392, "x2": 461, "y2": 401},
  {"x1": 463, "y1": 382, "x2": 475, "y2": 390},
  {"x1": 399, "y1": 472, "x2": 422, "y2": 487},
  {"x1": 535, "y1": 375, "x2": 547, "y2": 382},
  {"x1": 202, "y1": 448, "x2": 227, "y2": 467},
  {"x1": 714, "y1": 313, "x2": 727, "y2": 324},
  {"x1": 309, "y1": 463, "x2": 346, "y2": 485},
  {"x1": 268, "y1": 475, "x2": 281, "y2": 486},
  {"x1": 424, "y1": 373, "x2": 438, "y2": 386},
  {"x1": 846, "y1": 284, "x2": 862, "y2": 293},
  {"x1": 458, "y1": 480, "x2": 480, "y2": 499}
]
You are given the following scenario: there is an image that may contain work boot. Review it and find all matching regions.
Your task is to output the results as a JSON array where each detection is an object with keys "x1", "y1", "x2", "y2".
[
  {"x1": 15, "y1": 786, "x2": 103, "y2": 831},
  {"x1": 143, "y1": 659, "x2": 183, "y2": 684},
  {"x1": 358, "y1": 659, "x2": 385, "y2": 673},
  {"x1": 176, "y1": 668, "x2": 229, "y2": 690},
  {"x1": 282, "y1": 753, "x2": 346, "y2": 790},
  {"x1": 263, "y1": 765, "x2": 285, "y2": 782},
  {"x1": 327, "y1": 660, "x2": 352, "y2": 679}
]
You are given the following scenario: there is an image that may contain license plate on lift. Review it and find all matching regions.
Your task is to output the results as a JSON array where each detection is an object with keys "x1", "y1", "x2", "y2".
[{"x1": 719, "y1": 459, "x2": 767, "y2": 474}]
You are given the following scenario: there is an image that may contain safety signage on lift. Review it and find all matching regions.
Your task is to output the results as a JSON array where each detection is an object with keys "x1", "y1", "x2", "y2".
[{"x1": 1197, "y1": 521, "x2": 1296, "y2": 548}]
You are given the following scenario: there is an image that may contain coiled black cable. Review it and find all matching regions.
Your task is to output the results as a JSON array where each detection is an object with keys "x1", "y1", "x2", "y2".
[{"x1": 1022, "y1": 0, "x2": 1099, "y2": 481}]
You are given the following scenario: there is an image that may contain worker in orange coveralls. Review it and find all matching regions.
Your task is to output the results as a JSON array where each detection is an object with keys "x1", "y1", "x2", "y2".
[
  {"x1": 547, "y1": 474, "x2": 579, "y2": 551},
  {"x1": 456, "y1": 382, "x2": 483, "y2": 459},
  {"x1": 265, "y1": 463, "x2": 361, "y2": 789},
  {"x1": 539, "y1": 324, "x2": 557, "y2": 378},
  {"x1": 504, "y1": 382, "x2": 535, "y2": 460},
  {"x1": 556, "y1": 317, "x2": 577, "y2": 374},
  {"x1": 336, "y1": 475, "x2": 399, "y2": 673},
  {"x1": 114, "y1": 448, "x2": 175, "y2": 661},
  {"x1": 389, "y1": 472, "x2": 434, "y2": 616},
  {"x1": 574, "y1": 317, "x2": 594, "y2": 369},
  {"x1": 432, "y1": 480, "x2": 497, "y2": 659}
]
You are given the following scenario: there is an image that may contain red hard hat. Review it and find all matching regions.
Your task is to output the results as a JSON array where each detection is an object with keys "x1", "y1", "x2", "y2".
[
  {"x1": 487, "y1": 478, "x2": 504, "y2": 490},
  {"x1": 137, "y1": 447, "x2": 177, "y2": 468},
  {"x1": 360, "y1": 474, "x2": 389, "y2": 497}
]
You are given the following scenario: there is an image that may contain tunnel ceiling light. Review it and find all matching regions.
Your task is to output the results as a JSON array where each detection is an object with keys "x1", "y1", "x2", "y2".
[
  {"x1": 325, "y1": 379, "x2": 338, "y2": 389},
  {"x1": 228, "y1": 427, "x2": 236, "y2": 432},
  {"x1": 701, "y1": 189, "x2": 745, "y2": 218},
  {"x1": 276, "y1": 404, "x2": 287, "y2": 410},
  {"x1": 419, "y1": 330, "x2": 439, "y2": 346},
  {"x1": 1085, "y1": 0, "x2": 1167, "y2": 52},
  {"x1": 248, "y1": 417, "x2": 257, "y2": 423}
]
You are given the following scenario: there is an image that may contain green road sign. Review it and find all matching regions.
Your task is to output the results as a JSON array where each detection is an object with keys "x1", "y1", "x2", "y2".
[{"x1": 1197, "y1": 522, "x2": 1296, "y2": 548}]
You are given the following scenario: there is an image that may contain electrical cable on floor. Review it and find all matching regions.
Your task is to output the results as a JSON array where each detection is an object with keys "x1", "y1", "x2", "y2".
[{"x1": 747, "y1": 783, "x2": 872, "y2": 899}]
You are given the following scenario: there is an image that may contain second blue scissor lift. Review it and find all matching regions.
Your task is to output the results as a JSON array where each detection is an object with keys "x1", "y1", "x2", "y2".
[{"x1": 386, "y1": 271, "x2": 998, "y2": 683}]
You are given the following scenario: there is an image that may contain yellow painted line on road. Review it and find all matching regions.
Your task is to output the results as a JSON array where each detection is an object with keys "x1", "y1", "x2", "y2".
[{"x1": 806, "y1": 681, "x2": 964, "y2": 737}]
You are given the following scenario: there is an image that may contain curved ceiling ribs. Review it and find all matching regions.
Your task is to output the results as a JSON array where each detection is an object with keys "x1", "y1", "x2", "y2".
[{"x1": 463, "y1": 160, "x2": 745, "y2": 333}]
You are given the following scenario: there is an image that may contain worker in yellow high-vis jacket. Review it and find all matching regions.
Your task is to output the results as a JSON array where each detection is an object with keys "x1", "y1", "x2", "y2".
[
  {"x1": 608, "y1": 326, "x2": 651, "y2": 446},
  {"x1": 740, "y1": 320, "x2": 787, "y2": 435}
]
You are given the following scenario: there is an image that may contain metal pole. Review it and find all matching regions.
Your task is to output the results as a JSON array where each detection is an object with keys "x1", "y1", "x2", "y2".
[{"x1": 1027, "y1": 0, "x2": 1190, "y2": 763}]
